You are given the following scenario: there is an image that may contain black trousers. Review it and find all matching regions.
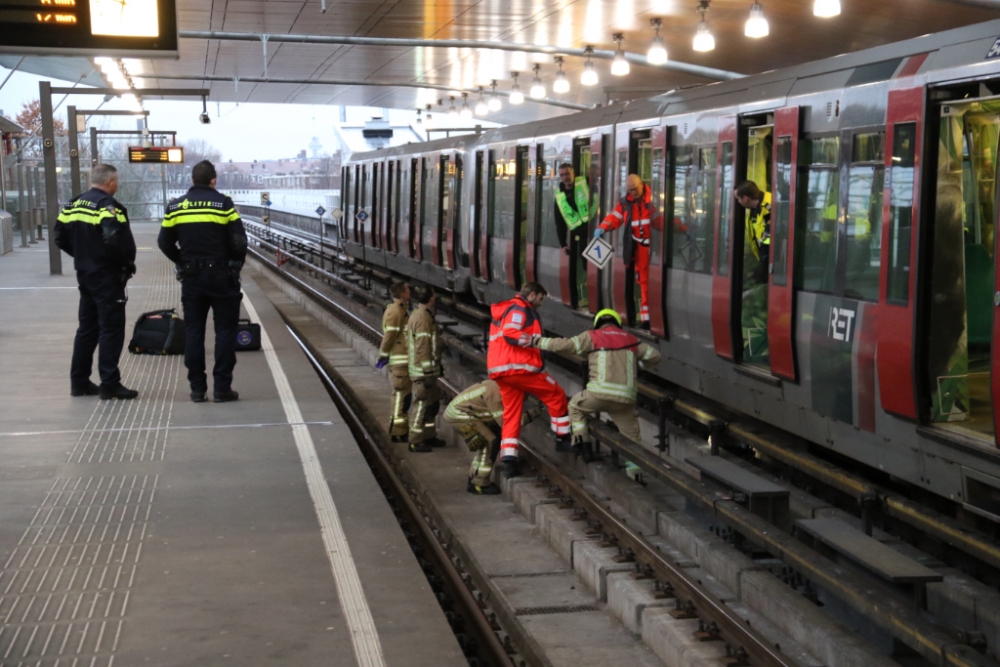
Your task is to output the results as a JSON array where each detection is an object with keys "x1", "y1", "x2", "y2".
[
  {"x1": 71, "y1": 270, "x2": 127, "y2": 388},
  {"x1": 181, "y1": 268, "x2": 242, "y2": 393}
]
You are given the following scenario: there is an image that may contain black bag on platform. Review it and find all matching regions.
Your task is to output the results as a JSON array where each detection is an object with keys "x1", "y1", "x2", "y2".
[
  {"x1": 128, "y1": 309, "x2": 186, "y2": 355},
  {"x1": 235, "y1": 319, "x2": 262, "y2": 351}
]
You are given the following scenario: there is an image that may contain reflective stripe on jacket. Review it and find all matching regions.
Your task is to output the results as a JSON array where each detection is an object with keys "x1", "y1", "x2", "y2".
[
  {"x1": 598, "y1": 186, "x2": 662, "y2": 262},
  {"x1": 537, "y1": 325, "x2": 662, "y2": 403},
  {"x1": 444, "y1": 380, "x2": 506, "y2": 425},
  {"x1": 157, "y1": 185, "x2": 247, "y2": 265},
  {"x1": 554, "y1": 177, "x2": 592, "y2": 231},
  {"x1": 55, "y1": 187, "x2": 136, "y2": 274},
  {"x1": 380, "y1": 300, "x2": 409, "y2": 368},
  {"x1": 407, "y1": 303, "x2": 440, "y2": 379},
  {"x1": 487, "y1": 295, "x2": 544, "y2": 378},
  {"x1": 745, "y1": 191, "x2": 772, "y2": 261}
]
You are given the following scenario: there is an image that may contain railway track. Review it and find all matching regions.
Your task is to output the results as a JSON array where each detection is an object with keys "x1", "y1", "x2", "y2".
[{"x1": 243, "y1": 215, "x2": 1000, "y2": 667}]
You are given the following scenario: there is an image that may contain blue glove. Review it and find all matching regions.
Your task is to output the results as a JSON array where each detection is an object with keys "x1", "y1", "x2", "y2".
[
  {"x1": 593, "y1": 227, "x2": 604, "y2": 239},
  {"x1": 375, "y1": 357, "x2": 389, "y2": 370}
]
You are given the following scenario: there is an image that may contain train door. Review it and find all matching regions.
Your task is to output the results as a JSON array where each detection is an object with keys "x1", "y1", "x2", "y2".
[
  {"x1": 372, "y1": 162, "x2": 381, "y2": 248},
  {"x1": 649, "y1": 125, "x2": 668, "y2": 336},
  {"x1": 569, "y1": 137, "x2": 591, "y2": 310},
  {"x1": 510, "y1": 145, "x2": 531, "y2": 289},
  {"x1": 353, "y1": 164, "x2": 361, "y2": 242},
  {"x1": 440, "y1": 154, "x2": 452, "y2": 269},
  {"x1": 411, "y1": 158, "x2": 422, "y2": 260},
  {"x1": 473, "y1": 150, "x2": 487, "y2": 279},
  {"x1": 712, "y1": 118, "x2": 739, "y2": 359},
  {"x1": 587, "y1": 133, "x2": 608, "y2": 314},
  {"x1": 341, "y1": 166, "x2": 350, "y2": 240},
  {"x1": 494, "y1": 147, "x2": 517, "y2": 289},
  {"x1": 922, "y1": 93, "x2": 999, "y2": 442},
  {"x1": 536, "y1": 143, "x2": 565, "y2": 301},
  {"x1": 524, "y1": 145, "x2": 540, "y2": 284},
  {"x1": 385, "y1": 161, "x2": 394, "y2": 252},
  {"x1": 421, "y1": 155, "x2": 441, "y2": 263}
]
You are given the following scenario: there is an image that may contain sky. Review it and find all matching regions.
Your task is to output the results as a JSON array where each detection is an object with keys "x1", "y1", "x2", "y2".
[{"x1": 1, "y1": 65, "x2": 494, "y2": 162}]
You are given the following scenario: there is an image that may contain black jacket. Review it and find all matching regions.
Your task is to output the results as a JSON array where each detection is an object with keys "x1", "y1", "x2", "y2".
[
  {"x1": 55, "y1": 187, "x2": 137, "y2": 275},
  {"x1": 157, "y1": 185, "x2": 247, "y2": 265}
]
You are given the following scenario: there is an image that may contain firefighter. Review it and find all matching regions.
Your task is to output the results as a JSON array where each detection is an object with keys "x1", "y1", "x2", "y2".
[
  {"x1": 594, "y1": 174, "x2": 662, "y2": 330},
  {"x1": 444, "y1": 380, "x2": 542, "y2": 494},
  {"x1": 376, "y1": 281, "x2": 411, "y2": 442},
  {"x1": 55, "y1": 163, "x2": 138, "y2": 400},
  {"x1": 535, "y1": 309, "x2": 661, "y2": 462},
  {"x1": 406, "y1": 285, "x2": 444, "y2": 452},
  {"x1": 488, "y1": 282, "x2": 571, "y2": 477}
]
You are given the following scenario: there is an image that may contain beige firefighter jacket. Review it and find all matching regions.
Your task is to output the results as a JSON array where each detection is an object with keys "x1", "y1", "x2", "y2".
[
  {"x1": 537, "y1": 329, "x2": 661, "y2": 403},
  {"x1": 407, "y1": 303, "x2": 441, "y2": 379},
  {"x1": 379, "y1": 300, "x2": 409, "y2": 368},
  {"x1": 444, "y1": 380, "x2": 506, "y2": 425}
]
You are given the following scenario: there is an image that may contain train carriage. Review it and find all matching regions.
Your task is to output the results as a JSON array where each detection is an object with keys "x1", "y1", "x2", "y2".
[{"x1": 343, "y1": 19, "x2": 1000, "y2": 519}]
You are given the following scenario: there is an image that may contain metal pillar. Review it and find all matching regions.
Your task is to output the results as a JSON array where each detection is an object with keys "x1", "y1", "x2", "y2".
[
  {"x1": 0, "y1": 137, "x2": 7, "y2": 210},
  {"x1": 25, "y1": 165, "x2": 36, "y2": 243},
  {"x1": 34, "y1": 166, "x2": 45, "y2": 240},
  {"x1": 16, "y1": 164, "x2": 28, "y2": 248},
  {"x1": 39, "y1": 81, "x2": 61, "y2": 274},
  {"x1": 68, "y1": 105, "x2": 82, "y2": 196},
  {"x1": 90, "y1": 126, "x2": 99, "y2": 166}
]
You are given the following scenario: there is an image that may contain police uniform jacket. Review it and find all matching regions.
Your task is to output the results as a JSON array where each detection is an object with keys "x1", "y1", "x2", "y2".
[
  {"x1": 537, "y1": 325, "x2": 661, "y2": 403},
  {"x1": 379, "y1": 299, "x2": 409, "y2": 368},
  {"x1": 407, "y1": 303, "x2": 441, "y2": 380},
  {"x1": 55, "y1": 187, "x2": 136, "y2": 275},
  {"x1": 157, "y1": 185, "x2": 247, "y2": 265}
]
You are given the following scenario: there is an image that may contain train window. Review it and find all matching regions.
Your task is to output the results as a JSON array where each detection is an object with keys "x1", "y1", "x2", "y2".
[
  {"x1": 887, "y1": 123, "x2": 916, "y2": 305},
  {"x1": 422, "y1": 158, "x2": 440, "y2": 264},
  {"x1": 455, "y1": 154, "x2": 467, "y2": 268},
  {"x1": 386, "y1": 162, "x2": 395, "y2": 253},
  {"x1": 342, "y1": 167, "x2": 351, "y2": 240},
  {"x1": 353, "y1": 165, "x2": 361, "y2": 242},
  {"x1": 440, "y1": 155, "x2": 450, "y2": 269},
  {"x1": 843, "y1": 133, "x2": 885, "y2": 301},
  {"x1": 408, "y1": 159, "x2": 418, "y2": 257},
  {"x1": 798, "y1": 136, "x2": 840, "y2": 294},
  {"x1": 717, "y1": 142, "x2": 734, "y2": 276},
  {"x1": 493, "y1": 153, "x2": 516, "y2": 285},
  {"x1": 771, "y1": 137, "x2": 793, "y2": 286},
  {"x1": 372, "y1": 163, "x2": 381, "y2": 248},
  {"x1": 539, "y1": 158, "x2": 561, "y2": 249},
  {"x1": 669, "y1": 144, "x2": 694, "y2": 270},
  {"x1": 518, "y1": 148, "x2": 531, "y2": 286},
  {"x1": 394, "y1": 160, "x2": 402, "y2": 254}
]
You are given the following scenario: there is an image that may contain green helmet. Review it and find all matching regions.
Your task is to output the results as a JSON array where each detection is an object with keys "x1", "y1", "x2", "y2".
[{"x1": 593, "y1": 308, "x2": 622, "y2": 329}]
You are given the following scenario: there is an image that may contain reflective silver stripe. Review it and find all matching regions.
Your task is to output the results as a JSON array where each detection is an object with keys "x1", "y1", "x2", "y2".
[
  {"x1": 631, "y1": 236, "x2": 651, "y2": 245},
  {"x1": 488, "y1": 363, "x2": 543, "y2": 374},
  {"x1": 611, "y1": 209, "x2": 623, "y2": 220},
  {"x1": 383, "y1": 326, "x2": 402, "y2": 332},
  {"x1": 501, "y1": 438, "x2": 519, "y2": 445}
]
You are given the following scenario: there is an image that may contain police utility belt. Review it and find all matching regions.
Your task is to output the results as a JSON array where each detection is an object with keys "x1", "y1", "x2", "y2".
[{"x1": 175, "y1": 259, "x2": 238, "y2": 281}]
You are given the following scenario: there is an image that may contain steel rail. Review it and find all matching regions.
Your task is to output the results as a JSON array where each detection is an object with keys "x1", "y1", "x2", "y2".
[
  {"x1": 245, "y1": 220, "x2": 1000, "y2": 666},
  {"x1": 178, "y1": 31, "x2": 744, "y2": 82},
  {"x1": 285, "y1": 326, "x2": 513, "y2": 667}
]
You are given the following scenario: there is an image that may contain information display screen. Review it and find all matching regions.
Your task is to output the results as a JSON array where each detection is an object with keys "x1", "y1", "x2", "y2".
[
  {"x1": 128, "y1": 146, "x2": 183, "y2": 163},
  {"x1": 0, "y1": 0, "x2": 177, "y2": 56}
]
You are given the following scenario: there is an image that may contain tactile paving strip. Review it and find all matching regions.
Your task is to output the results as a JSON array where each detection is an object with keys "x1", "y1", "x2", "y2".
[{"x1": 1, "y1": 241, "x2": 179, "y2": 665}]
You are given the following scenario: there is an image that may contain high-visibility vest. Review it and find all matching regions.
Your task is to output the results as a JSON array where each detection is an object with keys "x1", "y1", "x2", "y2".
[
  {"x1": 746, "y1": 191, "x2": 772, "y2": 261},
  {"x1": 487, "y1": 295, "x2": 544, "y2": 378},
  {"x1": 555, "y1": 177, "x2": 591, "y2": 231}
]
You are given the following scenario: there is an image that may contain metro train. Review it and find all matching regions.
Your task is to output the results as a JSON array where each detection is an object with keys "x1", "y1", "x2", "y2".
[{"x1": 338, "y1": 19, "x2": 1000, "y2": 520}]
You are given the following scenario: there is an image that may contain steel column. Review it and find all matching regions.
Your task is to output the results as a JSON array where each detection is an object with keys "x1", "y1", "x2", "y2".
[
  {"x1": 16, "y1": 163, "x2": 27, "y2": 248},
  {"x1": 68, "y1": 105, "x2": 82, "y2": 196},
  {"x1": 25, "y1": 164, "x2": 36, "y2": 243},
  {"x1": 39, "y1": 80, "x2": 61, "y2": 274},
  {"x1": 90, "y1": 126, "x2": 99, "y2": 166}
]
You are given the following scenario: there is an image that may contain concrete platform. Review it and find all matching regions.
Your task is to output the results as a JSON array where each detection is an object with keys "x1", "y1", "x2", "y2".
[{"x1": 0, "y1": 226, "x2": 465, "y2": 667}]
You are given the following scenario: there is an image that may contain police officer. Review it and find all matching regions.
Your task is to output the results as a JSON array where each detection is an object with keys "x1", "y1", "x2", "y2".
[
  {"x1": 444, "y1": 380, "x2": 542, "y2": 494},
  {"x1": 56, "y1": 164, "x2": 138, "y2": 400},
  {"x1": 375, "y1": 281, "x2": 411, "y2": 442},
  {"x1": 158, "y1": 160, "x2": 247, "y2": 403},
  {"x1": 406, "y1": 285, "x2": 444, "y2": 452},
  {"x1": 535, "y1": 309, "x2": 661, "y2": 462},
  {"x1": 554, "y1": 163, "x2": 594, "y2": 305}
]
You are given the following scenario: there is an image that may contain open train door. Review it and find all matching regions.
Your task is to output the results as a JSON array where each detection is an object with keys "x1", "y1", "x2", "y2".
[
  {"x1": 586, "y1": 132, "x2": 606, "y2": 314},
  {"x1": 877, "y1": 86, "x2": 924, "y2": 420},
  {"x1": 474, "y1": 149, "x2": 488, "y2": 280},
  {"x1": 767, "y1": 107, "x2": 801, "y2": 381},
  {"x1": 712, "y1": 116, "x2": 739, "y2": 360},
  {"x1": 648, "y1": 123, "x2": 669, "y2": 337}
]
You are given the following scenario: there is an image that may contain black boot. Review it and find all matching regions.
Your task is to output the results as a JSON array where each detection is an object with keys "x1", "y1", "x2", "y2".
[
  {"x1": 100, "y1": 384, "x2": 138, "y2": 400},
  {"x1": 502, "y1": 457, "x2": 521, "y2": 479},
  {"x1": 71, "y1": 381, "x2": 100, "y2": 397},
  {"x1": 214, "y1": 389, "x2": 239, "y2": 403},
  {"x1": 555, "y1": 434, "x2": 574, "y2": 453},
  {"x1": 409, "y1": 441, "x2": 434, "y2": 453},
  {"x1": 467, "y1": 478, "x2": 502, "y2": 495},
  {"x1": 580, "y1": 439, "x2": 595, "y2": 463},
  {"x1": 190, "y1": 391, "x2": 207, "y2": 403}
]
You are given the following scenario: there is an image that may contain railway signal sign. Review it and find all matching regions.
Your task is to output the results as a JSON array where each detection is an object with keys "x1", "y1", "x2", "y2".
[
  {"x1": 315, "y1": 206, "x2": 326, "y2": 217},
  {"x1": 262, "y1": 214, "x2": 270, "y2": 226},
  {"x1": 261, "y1": 192, "x2": 271, "y2": 207},
  {"x1": 331, "y1": 207, "x2": 343, "y2": 220},
  {"x1": 583, "y1": 236, "x2": 613, "y2": 270},
  {"x1": 356, "y1": 209, "x2": 369, "y2": 223}
]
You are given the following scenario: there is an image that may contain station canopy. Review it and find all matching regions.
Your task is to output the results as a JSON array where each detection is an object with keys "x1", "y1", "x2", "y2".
[{"x1": 3, "y1": 0, "x2": 1000, "y2": 125}]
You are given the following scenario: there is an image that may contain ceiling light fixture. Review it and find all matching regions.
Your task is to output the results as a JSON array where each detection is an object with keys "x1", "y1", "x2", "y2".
[
  {"x1": 530, "y1": 64, "x2": 546, "y2": 99},
  {"x1": 460, "y1": 92, "x2": 472, "y2": 119},
  {"x1": 448, "y1": 96, "x2": 458, "y2": 117},
  {"x1": 693, "y1": 0, "x2": 716, "y2": 52},
  {"x1": 647, "y1": 18, "x2": 668, "y2": 65},
  {"x1": 553, "y1": 56, "x2": 570, "y2": 94},
  {"x1": 581, "y1": 46, "x2": 599, "y2": 86},
  {"x1": 745, "y1": 2, "x2": 769, "y2": 38},
  {"x1": 611, "y1": 33, "x2": 630, "y2": 76},
  {"x1": 475, "y1": 87, "x2": 489, "y2": 115},
  {"x1": 488, "y1": 80, "x2": 502, "y2": 111},
  {"x1": 813, "y1": 0, "x2": 840, "y2": 17},
  {"x1": 509, "y1": 71, "x2": 524, "y2": 105}
]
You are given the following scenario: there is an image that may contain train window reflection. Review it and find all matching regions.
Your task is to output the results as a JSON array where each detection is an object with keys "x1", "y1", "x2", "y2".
[
  {"x1": 771, "y1": 137, "x2": 792, "y2": 287},
  {"x1": 798, "y1": 137, "x2": 840, "y2": 294},
  {"x1": 843, "y1": 164, "x2": 884, "y2": 301},
  {"x1": 887, "y1": 123, "x2": 915, "y2": 305},
  {"x1": 717, "y1": 142, "x2": 734, "y2": 276},
  {"x1": 650, "y1": 144, "x2": 663, "y2": 266}
]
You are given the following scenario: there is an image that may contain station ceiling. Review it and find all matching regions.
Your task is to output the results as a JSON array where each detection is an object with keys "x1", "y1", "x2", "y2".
[{"x1": 6, "y1": 0, "x2": 1000, "y2": 125}]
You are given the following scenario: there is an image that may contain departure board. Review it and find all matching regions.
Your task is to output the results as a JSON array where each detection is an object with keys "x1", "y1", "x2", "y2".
[
  {"x1": 128, "y1": 146, "x2": 183, "y2": 163},
  {"x1": 0, "y1": 0, "x2": 177, "y2": 56}
]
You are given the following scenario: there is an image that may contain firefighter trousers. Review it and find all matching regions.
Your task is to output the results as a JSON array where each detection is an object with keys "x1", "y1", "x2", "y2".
[
  {"x1": 388, "y1": 366, "x2": 412, "y2": 437},
  {"x1": 569, "y1": 390, "x2": 642, "y2": 443},
  {"x1": 409, "y1": 377, "x2": 441, "y2": 444},
  {"x1": 496, "y1": 372, "x2": 569, "y2": 460},
  {"x1": 451, "y1": 421, "x2": 501, "y2": 487}
]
